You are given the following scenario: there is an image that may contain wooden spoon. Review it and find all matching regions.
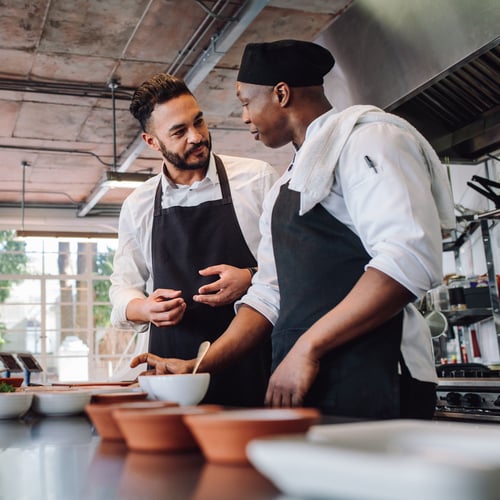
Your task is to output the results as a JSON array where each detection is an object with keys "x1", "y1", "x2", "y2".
[{"x1": 192, "y1": 341, "x2": 211, "y2": 374}]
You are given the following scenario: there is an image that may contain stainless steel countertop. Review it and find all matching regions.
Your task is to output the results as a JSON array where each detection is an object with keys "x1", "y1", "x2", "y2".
[{"x1": 0, "y1": 413, "x2": 281, "y2": 500}]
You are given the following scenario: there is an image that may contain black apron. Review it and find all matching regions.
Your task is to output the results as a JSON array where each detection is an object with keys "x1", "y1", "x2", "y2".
[
  {"x1": 271, "y1": 182, "x2": 403, "y2": 418},
  {"x1": 150, "y1": 155, "x2": 270, "y2": 406}
]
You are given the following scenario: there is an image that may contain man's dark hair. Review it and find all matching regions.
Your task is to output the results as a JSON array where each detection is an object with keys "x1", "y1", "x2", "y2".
[{"x1": 130, "y1": 73, "x2": 193, "y2": 132}]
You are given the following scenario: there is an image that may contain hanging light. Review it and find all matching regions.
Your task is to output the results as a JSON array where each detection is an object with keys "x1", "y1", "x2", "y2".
[
  {"x1": 102, "y1": 171, "x2": 155, "y2": 189},
  {"x1": 100, "y1": 80, "x2": 154, "y2": 189}
]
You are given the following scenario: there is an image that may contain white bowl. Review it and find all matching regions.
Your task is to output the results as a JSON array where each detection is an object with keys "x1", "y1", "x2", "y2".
[
  {"x1": 147, "y1": 373, "x2": 210, "y2": 406},
  {"x1": 0, "y1": 392, "x2": 33, "y2": 419},
  {"x1": 32, "y1": 390, "x2": 92, "y2": 416},
  {"x1": 137, "y1": 375, "x2": 156, "y2": 399}
]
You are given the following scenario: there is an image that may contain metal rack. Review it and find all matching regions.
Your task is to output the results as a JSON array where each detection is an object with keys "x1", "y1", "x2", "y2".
[{"x1": 442, "y1": 217, "x2": 499, "y2": 337}]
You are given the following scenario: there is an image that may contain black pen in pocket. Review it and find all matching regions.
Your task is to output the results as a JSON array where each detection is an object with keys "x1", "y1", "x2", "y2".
[{"x1": 364, "y1": 155, "x2": 378, "y2": 173}]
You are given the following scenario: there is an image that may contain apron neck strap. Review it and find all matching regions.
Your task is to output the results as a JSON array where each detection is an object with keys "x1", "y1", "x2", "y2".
[{"x1": 153, "y1": 154, "x2": 232, "y2": 216}]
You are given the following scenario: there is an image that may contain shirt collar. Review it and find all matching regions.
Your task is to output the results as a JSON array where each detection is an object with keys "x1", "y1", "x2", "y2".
[{"x1": 161, "y1": 152, "x2": 219, "y2": 191}]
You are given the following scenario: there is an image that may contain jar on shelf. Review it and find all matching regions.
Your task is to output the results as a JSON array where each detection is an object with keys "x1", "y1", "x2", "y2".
[
  {"x1": 426, "y1": 285, "x2": 450, "y2": 311},
  {"x1": 448, "y1": 277, "x2": 469, "y2": 311}
]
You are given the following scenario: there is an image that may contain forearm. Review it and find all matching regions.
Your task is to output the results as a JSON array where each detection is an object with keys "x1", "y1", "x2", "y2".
[
  {"x1": 198, "y1": 304, "x2": 272, "y2": 372},
  {"x1": 126, "y1": 297, "x2": 148, "y2": 323},
  {"x1": 297, "y1": 267, "x2": 413, "y2": 360}
]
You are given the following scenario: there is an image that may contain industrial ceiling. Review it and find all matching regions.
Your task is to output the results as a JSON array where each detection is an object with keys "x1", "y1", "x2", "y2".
[
  {"x1": 0, "y1": 0, "x2": 350, "y2": 234},
  {"x1": 1, "y1": 0, "x2": 498, "y2": 236}
]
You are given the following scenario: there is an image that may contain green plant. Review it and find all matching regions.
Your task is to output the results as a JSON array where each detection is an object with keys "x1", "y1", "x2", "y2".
[
  {"x1": 0, "y1": 231, "x2": 28, "y2": 349},
  {"x1": 0, "y1": 381, "x2": 15, "y2": 392}
]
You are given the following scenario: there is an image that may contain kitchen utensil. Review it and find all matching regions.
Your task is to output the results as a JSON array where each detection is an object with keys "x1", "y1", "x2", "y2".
[
  {"x1": 193, "y1": 341, "x2": 210, "y2": 374},
  {"x1": 424, "y1": 310, "x2": 448, "y2": 338}
]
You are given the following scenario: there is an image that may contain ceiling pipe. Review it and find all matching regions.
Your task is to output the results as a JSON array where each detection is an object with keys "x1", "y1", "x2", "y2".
[{"x1": 77, "y1": 0, "x2": 268, "y2": 217}]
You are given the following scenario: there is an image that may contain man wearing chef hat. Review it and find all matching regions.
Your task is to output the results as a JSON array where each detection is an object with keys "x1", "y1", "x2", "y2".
[
  {"x1": 133, "y1": 40, "x2": 455, "y2": 419},
  {"x1": 111, "y1": 73, "x2": 277, "y2": 406}
]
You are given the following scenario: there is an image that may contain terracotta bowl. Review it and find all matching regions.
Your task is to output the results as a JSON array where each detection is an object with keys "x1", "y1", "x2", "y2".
[
  {"x1": 183, "y1": 408, "x2": 321, "y2": 465},
  {"x1": 147, "y1": 373, "x2": 210, "y2": 406},
  {"x1": 90, "y1": 391, "x2": 148, "y2": 405},
  {"x1": 85, "y1": 400, "x2": 178, "y2": 441},
  {"x1": 112, "y1": 404, "x2": 222, "y2": 453},
  {"x1": 0, "y1": 377, "x2": 24, "y2": 388}
]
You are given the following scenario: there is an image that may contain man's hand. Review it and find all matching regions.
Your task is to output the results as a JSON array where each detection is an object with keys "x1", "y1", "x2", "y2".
[
  {"x1": 264, "y1": 268, "x2": 414, "y2": 408},
  {"x1": 193, "y1": 264, "x2": 253, "y2": 307},
  {"x1": 265, "y1": 343, "x2": 320, "y2": 408},
  {"x1": 130, "y1": 352, "x2": 194, "y2": 375},
  {"x1": 127, "y1": 289, "x2": 186, "y2": 327}
]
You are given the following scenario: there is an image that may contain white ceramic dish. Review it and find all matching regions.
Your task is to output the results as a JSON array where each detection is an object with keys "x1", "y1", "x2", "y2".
[
  {"x1": 0, "y1": 392, "x2": 33, "y2": 419},
  {"x1": 137, "y1": 375, "x2": 156, "y2": 399},
  {"x1": 32, "y1": 390, "x2": 92, "y2": 416},
  {"x1": 147, "y1": 373, "x2": 210, "y2": 406},
  {"x1": 247, "y1": 419, "x2": 500, "y2": 500}
]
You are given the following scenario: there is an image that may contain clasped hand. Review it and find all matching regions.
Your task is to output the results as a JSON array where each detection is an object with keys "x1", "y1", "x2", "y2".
[{"x1": 193, "y1": 264, "x2": 252, "y2": 307}]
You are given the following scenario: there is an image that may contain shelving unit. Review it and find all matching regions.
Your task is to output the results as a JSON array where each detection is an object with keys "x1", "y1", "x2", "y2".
[{"x1": 442, "y1": 218, "x2": 500, "y2": 337}]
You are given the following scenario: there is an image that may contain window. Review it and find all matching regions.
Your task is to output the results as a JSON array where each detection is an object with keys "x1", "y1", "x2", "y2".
[{"x1": 0, "y1": 233, "x2": 137, "y2": 383}]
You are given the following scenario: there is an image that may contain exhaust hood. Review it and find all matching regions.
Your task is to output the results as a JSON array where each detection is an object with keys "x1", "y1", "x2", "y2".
[{"x1": 317, "y1": 0, "x2": 500, "y2": 163}]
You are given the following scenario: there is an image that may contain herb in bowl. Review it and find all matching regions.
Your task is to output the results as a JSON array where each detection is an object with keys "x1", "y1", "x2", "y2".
[{"x1": 0, "y1": 382, "x2": 15, "y2": 392}]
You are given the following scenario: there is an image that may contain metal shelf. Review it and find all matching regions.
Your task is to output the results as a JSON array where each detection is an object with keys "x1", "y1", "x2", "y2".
[{"x1": 441, "y1": 308, "x2": 493, "y2": 326}]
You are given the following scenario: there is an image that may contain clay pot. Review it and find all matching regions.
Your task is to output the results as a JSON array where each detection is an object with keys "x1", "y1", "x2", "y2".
[
  {"x1": 0, "y1": 377, "x2": 24, "y2": 388},
  {"x1": 90, "y1": 391, "x2": 148, "y2": 405},
  {"x1": 183, "y1": 408, "x2": 320, "y2": 465},
  {"x1": 112, "y1": 404, "x2": 222, "y2": 452},
  {"x1": 85, "y1": 400, "x2": 177, "y2": 441}
]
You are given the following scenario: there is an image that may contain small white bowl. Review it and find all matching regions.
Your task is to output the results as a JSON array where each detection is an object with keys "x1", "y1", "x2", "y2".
[
  {"x1": 32, "y1": 390, "x2": 92, "y2": 416},
  {"x1": 147, "y1": 373, "x2": 210, "y2": 406},
  {"x1": 0, "y1": 392, "x2": 33, "y2": 419},
  {"x1": 137, "y1": 375, "x2": 156, "y2": 399}
]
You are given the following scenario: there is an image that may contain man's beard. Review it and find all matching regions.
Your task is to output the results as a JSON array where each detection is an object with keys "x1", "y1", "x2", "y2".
[{"x1": 158, "y1": 135, "x2": 211, "y2": 171}]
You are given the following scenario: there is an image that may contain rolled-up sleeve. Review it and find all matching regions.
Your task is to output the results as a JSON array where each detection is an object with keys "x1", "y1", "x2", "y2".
[
  {"x1": 331, "y1": 122, "x2": 444, "y2": 299},
  {"x1": 109, "y1": 198, "x2": 152, "y2": 331},
  {"x1": 236, "y1": 176, "x2": 284, "y2": 324}
]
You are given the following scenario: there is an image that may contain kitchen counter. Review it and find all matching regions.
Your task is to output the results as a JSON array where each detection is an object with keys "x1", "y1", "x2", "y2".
[{"x1": 0, "y1": 412, "x2": 281, "y2": 500}]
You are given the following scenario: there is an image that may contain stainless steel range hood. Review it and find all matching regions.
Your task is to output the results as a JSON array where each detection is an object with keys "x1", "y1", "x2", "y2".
[{"x1": 317, "y1": 0, "x2": 500, "y2": 163}]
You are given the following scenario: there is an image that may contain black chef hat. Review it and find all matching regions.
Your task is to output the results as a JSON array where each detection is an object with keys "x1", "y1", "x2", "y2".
[{"x1": 237, "y1": 39, "x2": 335, "y2": 87}]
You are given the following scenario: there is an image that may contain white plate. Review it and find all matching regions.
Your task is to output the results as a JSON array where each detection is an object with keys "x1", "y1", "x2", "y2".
[
  {"x1": 32, "y1": 390, "x2": 92, "y2": 416},
  {"x1": 247, "y1": 419, "x2": 500, "y2": 500}
]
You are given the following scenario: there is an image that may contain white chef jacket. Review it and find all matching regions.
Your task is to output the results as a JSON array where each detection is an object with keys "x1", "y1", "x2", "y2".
[
  {"x1": 240, "y1": 111, "x2": 444, "y2": 383},
  {"x1": 110, "y1": 152, "x2": 279, "y2": 331}
]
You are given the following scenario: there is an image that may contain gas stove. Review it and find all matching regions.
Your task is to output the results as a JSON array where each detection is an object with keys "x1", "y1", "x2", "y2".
[{"x1": 435, "y1": 378, "x2": 500, "y2": 423}]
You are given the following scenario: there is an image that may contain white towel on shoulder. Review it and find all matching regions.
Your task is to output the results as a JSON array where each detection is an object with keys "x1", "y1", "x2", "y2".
[{"x1": 288, "y1": 105, "x2": 456, "y2": 231}]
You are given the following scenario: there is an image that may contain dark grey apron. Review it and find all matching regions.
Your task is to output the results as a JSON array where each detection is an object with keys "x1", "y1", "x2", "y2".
[
  {"x1": 271, "y1": 182, "x2": 403, "y2": 418},
  {"x1": 150, "y1": 155, "x2": 270, "y2": 406}
]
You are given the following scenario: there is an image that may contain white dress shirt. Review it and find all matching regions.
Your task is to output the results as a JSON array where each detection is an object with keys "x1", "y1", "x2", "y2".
[
  {"x1": 240, "y1": 111, "x2": 444, "y2": 383},
  {"x1": 110, "y1": 152, "x2": 279, "y2": 331}
]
